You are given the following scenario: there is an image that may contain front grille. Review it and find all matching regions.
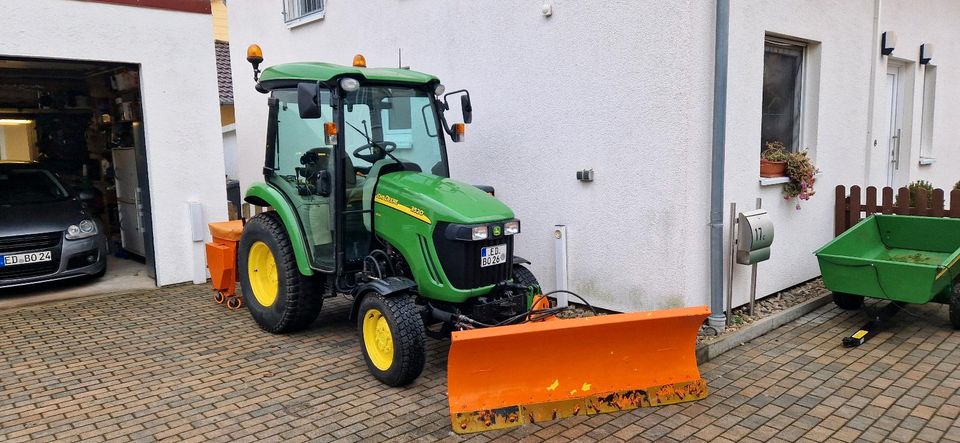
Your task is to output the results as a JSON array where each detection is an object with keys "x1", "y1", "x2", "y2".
[
  {"x1": 0, "y1": 261, "x2": 60, "y2": 280},
  {"x1": 0, "y1": 232, "x2": 62, "y2": 254},
  {"x1": 0, "y1": 231, "x2": 63, "y2": 280},
  {"x1": 433, "y1": 222, "x2": 513, "y2": 290}
]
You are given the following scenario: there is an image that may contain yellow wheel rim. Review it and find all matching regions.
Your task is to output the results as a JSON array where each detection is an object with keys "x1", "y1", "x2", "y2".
[
  {"x1": 247, "y1": 241, "x2": 279, "y2": 307},
  {"x1": 362, "y1": 308, "x2": 394, "y2": 371}
]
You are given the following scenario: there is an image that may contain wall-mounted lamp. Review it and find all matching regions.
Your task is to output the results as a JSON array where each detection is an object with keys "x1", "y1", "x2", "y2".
[
  {"x1": 541, "y1": 2, "x2": 553, "y2": 17},
  {"x1": 920, "y1": 43, "x2": 934, "y2": 65},
  {"x1": 881, "y1": 31, "x2": 897, "y2": 55}
]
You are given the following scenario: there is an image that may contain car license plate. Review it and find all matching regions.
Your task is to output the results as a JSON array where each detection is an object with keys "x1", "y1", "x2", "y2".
[
  {"x1": 480, "y1": 244, "x2": 507, "y2": 268},
  {"x1": 0, "y1": 250, "x2": 52, "y2": 268}
]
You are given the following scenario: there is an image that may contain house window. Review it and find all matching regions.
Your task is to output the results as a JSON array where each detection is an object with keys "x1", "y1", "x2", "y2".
[
  {"x1": 761, "y1": 39, "x2": 805, "y2": 152},
  {"x1": 283, "y1": 0, "x2": 324, "y2": 24},
  {"x1": 919, "y1": 66, "x2": 937, "y2": 160}
]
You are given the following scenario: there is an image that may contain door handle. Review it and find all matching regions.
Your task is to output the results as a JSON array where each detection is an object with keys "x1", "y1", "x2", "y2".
[{"x1": 891, "y1": 128, "x2": 901, "y2": 170}]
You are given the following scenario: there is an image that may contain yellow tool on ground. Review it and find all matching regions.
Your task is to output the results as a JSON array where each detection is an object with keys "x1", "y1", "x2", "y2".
[{"x1": 447, "y1": 305, "x2": 710, "y2": 433}]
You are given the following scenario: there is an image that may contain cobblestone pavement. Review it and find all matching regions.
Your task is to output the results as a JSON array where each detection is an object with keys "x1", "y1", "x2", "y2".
[{"x1": 0, "y1": 285, "x2": 958, "y2": 442}]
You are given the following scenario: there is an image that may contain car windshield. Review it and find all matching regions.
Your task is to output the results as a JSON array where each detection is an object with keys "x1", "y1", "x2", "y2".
[
  {"x1": 0, "y1": 168, "x2": 70, "y2": 205},
  {"x1": 343, "y1": 85, "x2": 447, "y2": 176}
]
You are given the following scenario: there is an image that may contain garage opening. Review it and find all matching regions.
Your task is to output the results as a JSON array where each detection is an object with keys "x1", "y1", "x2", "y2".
[{"x1": 0, "y1": 56, "x2": 156, "y2": 299}]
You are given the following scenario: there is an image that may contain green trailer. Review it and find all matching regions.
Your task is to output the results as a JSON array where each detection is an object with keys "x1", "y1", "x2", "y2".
[{"x1": 816, "y1": 215, "x2": 960, "y2": 341}]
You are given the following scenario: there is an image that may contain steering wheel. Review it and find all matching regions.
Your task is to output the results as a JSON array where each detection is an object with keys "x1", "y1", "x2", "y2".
[{"x1": 352, "y1": 141, "x2": 397, "y2": 163}]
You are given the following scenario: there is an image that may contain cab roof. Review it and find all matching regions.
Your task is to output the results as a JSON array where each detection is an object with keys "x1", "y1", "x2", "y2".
[{"x1": 259, "y1": 62, "x2": 438, "y2": 86}]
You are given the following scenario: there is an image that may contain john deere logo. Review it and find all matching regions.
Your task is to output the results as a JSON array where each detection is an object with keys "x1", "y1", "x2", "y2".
[{"x1": 492, "y1": 226, "x2": 502, "y2": 236}]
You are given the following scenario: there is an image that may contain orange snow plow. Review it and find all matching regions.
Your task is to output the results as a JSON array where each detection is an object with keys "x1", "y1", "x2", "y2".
[{"x1": 447, "y1": 305, "x2": 710, "y2": 434}]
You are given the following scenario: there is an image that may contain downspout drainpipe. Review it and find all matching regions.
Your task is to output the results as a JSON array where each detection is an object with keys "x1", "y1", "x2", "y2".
[{"x1": 708, "y1": 0, "x2": 730, "y2": 331}]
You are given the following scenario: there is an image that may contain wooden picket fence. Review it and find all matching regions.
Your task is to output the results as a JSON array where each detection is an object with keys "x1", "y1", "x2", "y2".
[
  {"x1": 835, "y1": 185, "x2": 960, "y2": 235},
  {"x1": 227, "y1": 201, "x2": 272, "y2": 221}
]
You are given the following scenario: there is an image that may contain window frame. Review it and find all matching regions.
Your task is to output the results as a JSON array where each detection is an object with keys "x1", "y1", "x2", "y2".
[
  {"x1": 283, "y1": 0, "x2": 325, "y2": 28},
  {"x1": 919, "y1": 65, "x2": 937, "y2": 163},
  {"x1": 761, "y1": 37, "x2": 807, "y2": 153}
]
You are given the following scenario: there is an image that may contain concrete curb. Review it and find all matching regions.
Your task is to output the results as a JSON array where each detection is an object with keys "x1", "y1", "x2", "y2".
[{"x1": 696, "y1": 291, "x2": 832, "y2": 364}]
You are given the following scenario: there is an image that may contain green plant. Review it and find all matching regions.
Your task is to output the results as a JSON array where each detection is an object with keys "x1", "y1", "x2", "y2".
[
  {"x1": 782, "y1": 150, "x2": 818, "y2": 210},
  {"x1": 761, "y1": 141, "x2": 789, "y2": 162},
  {"x1": 897, "y1": 180, "x2": 935, "y2": 208}
]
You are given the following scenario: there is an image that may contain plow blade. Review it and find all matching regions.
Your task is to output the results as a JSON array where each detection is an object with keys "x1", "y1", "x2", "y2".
[{"x1": 448, "y1": 305, "x2": 710, "y2": 434}]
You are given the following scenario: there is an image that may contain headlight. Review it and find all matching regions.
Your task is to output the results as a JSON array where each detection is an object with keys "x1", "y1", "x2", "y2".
[
  {"x1": 66, "y1": 220, "x2": 98, "y2": 240},
  {"x1": 471, "y1": 226, "x2": 488, "y2": 241},
  {"x1": 434, "y1": 83, "x2": 446, "y2": 96},
  {"x1": 340, "y1": 77, "x2": 360, "y2": 92},
  {"x1": 504, "y1": 220, "x2": 520, "y2": 235}
]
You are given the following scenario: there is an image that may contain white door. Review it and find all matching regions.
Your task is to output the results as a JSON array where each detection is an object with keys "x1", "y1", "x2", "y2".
[{"x1": 883, "y1": 65, "x2": 904, "y2": 187}]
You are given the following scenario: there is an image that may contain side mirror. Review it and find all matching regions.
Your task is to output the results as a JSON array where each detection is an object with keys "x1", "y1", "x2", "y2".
[
  {"x1": 460, "y1": 95, "x2": 472, "y2": 124},
  {"x1": 298, "y1": 82, "x2": 322, "y2": 119},
  {"x1": 316, "y1": 170, "x2": 332, "y2": 197}
]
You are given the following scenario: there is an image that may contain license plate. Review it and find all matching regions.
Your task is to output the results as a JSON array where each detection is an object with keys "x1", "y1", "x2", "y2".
[
  {"x1": 480, "y1": 244, "x2": 507, "y2": 268},
  {"x1": 0, "y1": 250, "x2": 52, "y2": 268}
]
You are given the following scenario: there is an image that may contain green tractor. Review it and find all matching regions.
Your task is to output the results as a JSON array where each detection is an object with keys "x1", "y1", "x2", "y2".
[{"x1": 236, "y1": 49, "x2": 541, "y2": 386}]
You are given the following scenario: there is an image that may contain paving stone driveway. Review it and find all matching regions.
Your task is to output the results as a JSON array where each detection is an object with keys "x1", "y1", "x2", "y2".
[{"x1": 1, "y1": 285, "x2": 958, "y2": 442}]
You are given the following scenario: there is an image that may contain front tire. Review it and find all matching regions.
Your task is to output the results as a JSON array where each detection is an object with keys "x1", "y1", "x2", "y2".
[
  {"x1": 357, "y1": 293, "x2": 426, "y2": 387},
  {"x1": 512, "y1": 264, "x2": 540, "y2": 289},
  {"x1": 239, "y1": 212, "x2": 323, "y2": 333},
  {"x1": 833, "y1": 292, "x2": 864, "y2": 310}
]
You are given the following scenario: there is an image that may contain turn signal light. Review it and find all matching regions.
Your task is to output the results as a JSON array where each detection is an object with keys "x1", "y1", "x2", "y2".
[
  {"x1": 452, "y1": 123, "x2": 465, "y2": 142},
  {"x1": 324, "y1": 122, "x2": 337, "y2": 145},
  {"x1": 353, "y1": 54, "x2": 367, "y2": 68}
]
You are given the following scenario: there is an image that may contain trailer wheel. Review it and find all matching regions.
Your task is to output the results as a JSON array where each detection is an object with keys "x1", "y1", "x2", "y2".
[
  {"x1": 949, "y1": 283, "x2": 960, "y2": 330},
  {"x1": 832, "y1": 292, "x2": 864, "y2": 310},
  {"x1": 357, "y1": 293, "x2": 425, "y2": 387},
  {"x1": 239, "y1": 212, "x2": 323, "y2": 333}
]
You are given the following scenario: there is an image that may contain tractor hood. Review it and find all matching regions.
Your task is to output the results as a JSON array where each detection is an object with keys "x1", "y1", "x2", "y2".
[{"x1": 374, "y1": 172, "x2": 514, "y2": 225}]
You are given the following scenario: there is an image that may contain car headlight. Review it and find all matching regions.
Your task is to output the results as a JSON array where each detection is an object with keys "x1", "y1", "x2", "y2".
[
  {"x1": 504, "y1": 220, "x2": 520, "y2": 235},
  {"x1": 66, "y1": 220, "x2": 98, "y2": 240},
  {"x1": 471, "y1": 226, "x2": 488, "y2": 241}
]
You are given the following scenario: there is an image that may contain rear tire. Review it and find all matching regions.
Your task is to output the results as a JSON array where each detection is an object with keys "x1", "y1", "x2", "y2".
[
  {"x1": 239, "y1": 212, "x2": 323, "y2": 333},
  {"x1": 949, "y1": 283, "x2": 960, "y2": 330},
  {"x1": 833, "y1": 292, "x2": 864, "y2": 310},
  {"x1": 357, "y1": 293, "x2": 426, "y2": 387}
]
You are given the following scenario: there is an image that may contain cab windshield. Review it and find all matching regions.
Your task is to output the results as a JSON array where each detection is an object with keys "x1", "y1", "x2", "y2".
[{"x1": 343, "y1": 85, "x2": 447, "y2": 177}]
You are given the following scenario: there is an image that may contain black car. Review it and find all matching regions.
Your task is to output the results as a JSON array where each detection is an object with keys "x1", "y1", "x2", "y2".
[{"x1": 0, "y1": 161, "x2": 107, "y2": 288}]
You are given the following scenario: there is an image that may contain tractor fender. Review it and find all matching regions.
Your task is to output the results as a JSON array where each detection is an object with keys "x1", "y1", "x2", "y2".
[
  {"x1": 243, "y1": 182, "x2": 314, "y2": 276},
  {"x1": 349, "y1": 276, "x2": 418, "y2": 321},
  {"x1": 512, "y1": 255, "x2": 531, "y2": 265}
]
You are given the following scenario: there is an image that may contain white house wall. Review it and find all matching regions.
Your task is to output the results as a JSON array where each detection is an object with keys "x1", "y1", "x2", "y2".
[
  {"x1": 882, "y1": 1, "x2": 960, "y2": 193},
  {"x1": 0, "y1": 0, "x2": 227, "y2": 286},
  {"x1": 724, "y1": 0, "x2": 877, "y2": 308},
  {"x1": 229, "y1": 0, "x2": 960, "y2": 312},
  {"x1": 724, "y1": 0, "x2": 960, "y2": 309},
  {"x1": 229, "y1": 0, "x2": 716, "y2": 312}
]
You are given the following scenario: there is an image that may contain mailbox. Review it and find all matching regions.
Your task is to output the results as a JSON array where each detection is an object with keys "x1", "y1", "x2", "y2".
[{"x1": 736, "y1": 209, "x2": 773, "y2": 265}]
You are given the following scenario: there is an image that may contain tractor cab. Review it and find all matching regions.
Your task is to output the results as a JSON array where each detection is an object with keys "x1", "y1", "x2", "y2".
[{"x1": 247, "y1": 53, "x2": 472, "y2": 282}]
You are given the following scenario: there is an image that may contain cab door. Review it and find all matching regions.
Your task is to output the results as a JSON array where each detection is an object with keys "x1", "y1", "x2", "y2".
[{"x1": 266, "y1": 88, "x2": 337, "y2": 272}]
